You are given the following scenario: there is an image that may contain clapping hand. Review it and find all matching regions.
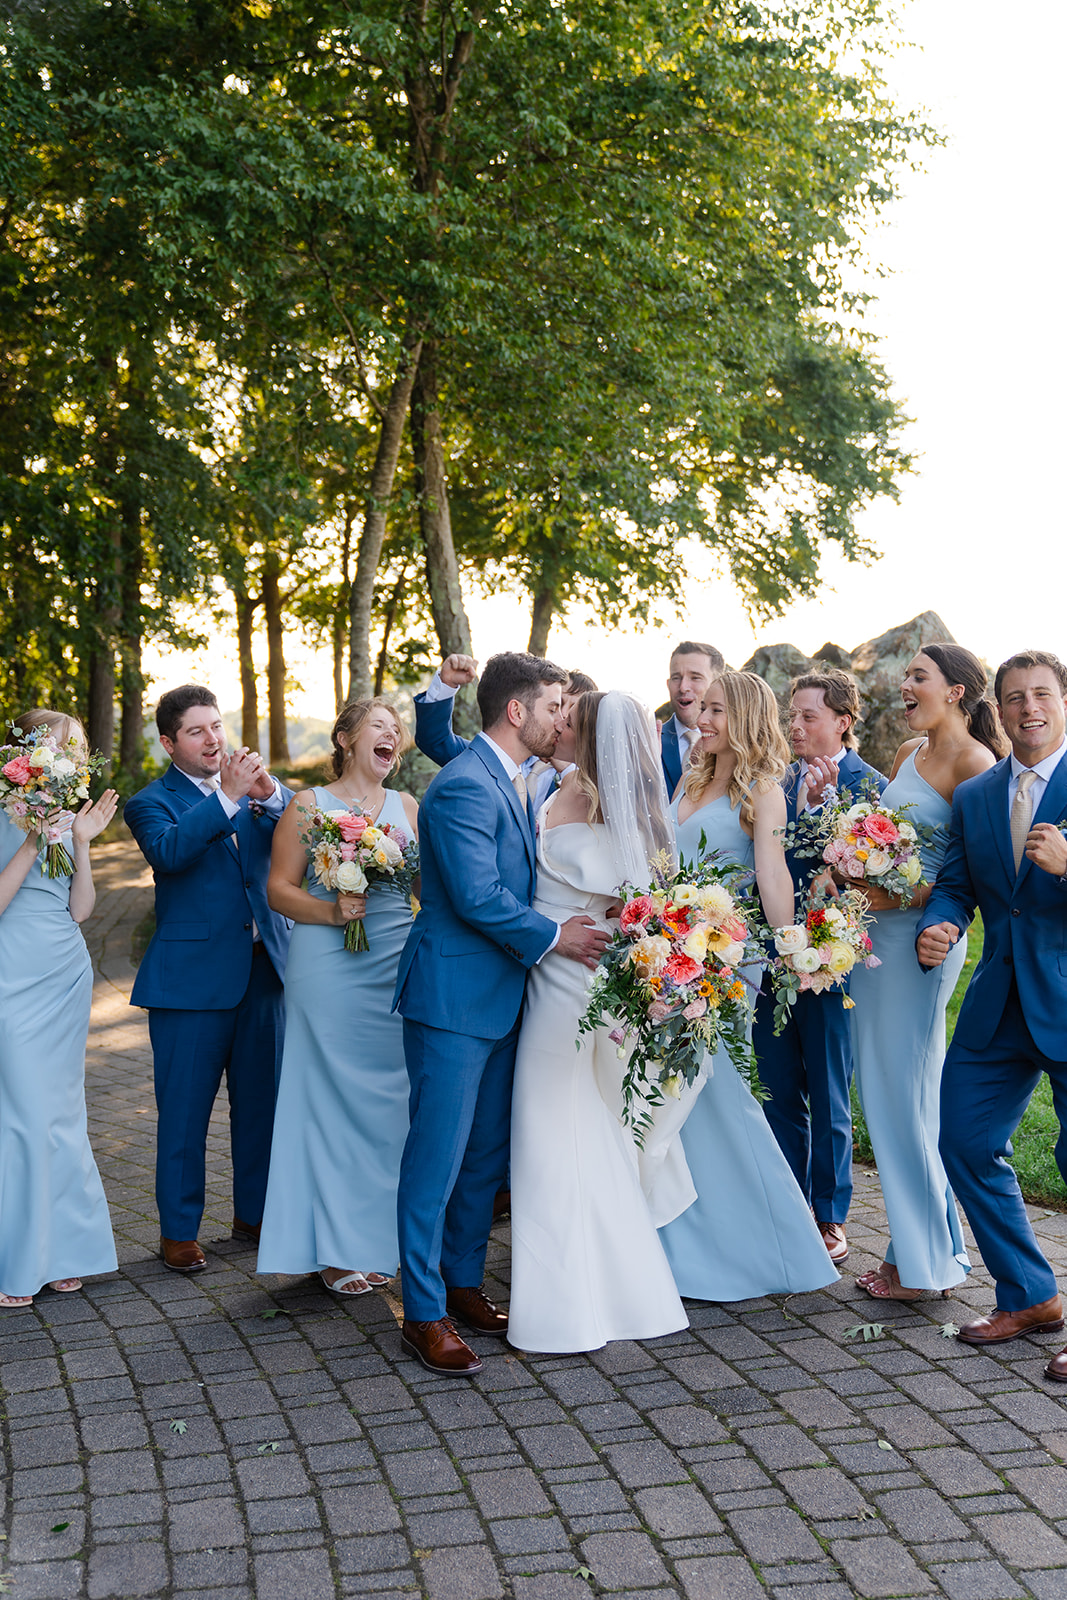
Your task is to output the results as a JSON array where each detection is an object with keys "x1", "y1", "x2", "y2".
[
  {"x1": 220, "y1": 746, "x2": 275, "y2": 802},
  {"x1": 71, "y1": 790, "x2": 119, "y2": 845},
  {"x1": 799, "y1": 754, "x2": 839, "y2": 810}
]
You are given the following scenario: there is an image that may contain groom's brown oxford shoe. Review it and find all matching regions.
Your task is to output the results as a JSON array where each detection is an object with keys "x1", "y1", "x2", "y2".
[
  {"x1": 957, "y1": 1295, "x2": 1064, "y2": 1345},
  {"x1": 160, "y1": 1238, "x2": 207, "y2": 1274},
  {"x1": 231, "y1": 1217, "x2": 261, "y2": 1245},
  {"x1": 446, "y1": 1285, "x2": 510, "y2": 1337},
  {"x1": 400, "y1": 1318, "x2": 483, "y2": 1376}
]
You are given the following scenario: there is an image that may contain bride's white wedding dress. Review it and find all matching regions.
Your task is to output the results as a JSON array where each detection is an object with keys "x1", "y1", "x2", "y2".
[{"x1": 507, "y1": 814, "x2": 692, "y2": 1354}]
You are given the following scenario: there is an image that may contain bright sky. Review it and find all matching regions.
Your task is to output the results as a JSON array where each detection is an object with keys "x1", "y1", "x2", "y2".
[{"x1": 146, "y1": 0, "x2": 1067, "y2": 717}]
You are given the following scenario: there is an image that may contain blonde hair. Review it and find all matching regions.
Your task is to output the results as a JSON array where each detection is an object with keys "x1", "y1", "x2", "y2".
[
  {"x1": 572, "y1": 691, "x2": 606, "y2": 822},
  {"x1": 331, "y1": 698, "x2": 412, "y2": 778},
  {"x1": 683, "y1": 671, "x2": 790, "y2": 826},
  {"x1": 10, "y1": 708, "x2": 86, "y2": 749}
]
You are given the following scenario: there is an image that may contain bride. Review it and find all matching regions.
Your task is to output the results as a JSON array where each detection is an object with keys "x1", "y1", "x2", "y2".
[{"x1": 507, "y1": 690, "x2": 694, "y2": 1354}]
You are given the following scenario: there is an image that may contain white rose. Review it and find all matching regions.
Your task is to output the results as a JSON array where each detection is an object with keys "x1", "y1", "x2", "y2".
[
  {"x1": 792, "y1": 946, "x2": 823, "y2": 973},
  {"x1": 721, "y1": 940, "x2": 746, "y2": 966},
  {"x1": 864, "y1": 848, "x2": 892, "y2": 876},
  {"x1": 822, "y1": 904, "x2": 846, "y2": 927},
  {"x1": 336, "y1": 861, "x2": 368, "y2": 893},
  {"x1": 843, "y1": 802, "x2": 872, "y2": 826},
  {"x1": 378, "y1": 835, "x2": 403, "y2": 865},
  {"x1": 28, "y1": 744, "x2": 54, "y2": 771},
  {"x1": 52, "y1": 756, "x2": 76, "y2": 778},
  {"x1": 323, "y1": 809, "x2": 349, "y2": 821},
  {"x1": 898, "y1": 821, "x2": 917, "y2": 842},
  {"x1": 774, "y1": 925, "x2": 809, "y2": 956}
]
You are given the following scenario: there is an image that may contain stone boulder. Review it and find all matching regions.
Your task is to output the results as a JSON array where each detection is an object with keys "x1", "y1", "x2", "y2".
[
  {"x1": 849, "y1": 611, "x2": 956, "y2": 778},
  {"x1": 740, "y1": 643, "x2": 816, "y2": 702}
]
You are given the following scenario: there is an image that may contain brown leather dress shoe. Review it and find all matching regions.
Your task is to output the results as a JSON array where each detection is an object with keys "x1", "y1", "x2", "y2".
[
  {"x1": 160, "y1": 1238, "x2": 207, "y2": 1274},
  {"x1": 446, "y1": 1285, "x2": 510, "y2": 1337},
  {"x1": 400, "y1": 1318, "x2": 483, "y2": 1375},
  {"x1": 957, "y1": 1295, "x2": 1064, "y2": 1345},
  {"x1": 492, "y1": 1188, "x2": 511, "y2": 1223},
  {"x1": 231, "y1": 1217, "x2": 261, "y2": 1245},
  {"x1": 1045, "y1": 1345, "x2": 1067, "y2": 1382},
  {"x1": 817, "y1": 1222, "x2": 849, "y2": 1264}
]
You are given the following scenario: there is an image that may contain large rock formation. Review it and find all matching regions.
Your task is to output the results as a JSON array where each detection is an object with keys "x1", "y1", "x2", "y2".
[{"x1": 743, "y1": 611, "x2": 958, "y2": 778}]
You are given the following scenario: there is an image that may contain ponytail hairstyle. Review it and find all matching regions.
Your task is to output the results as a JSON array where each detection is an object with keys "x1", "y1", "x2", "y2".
[
  {"x1": 919, "y1": 642, "x2": 1008, "y2": 760},
  {"x1": 683, "y1": 671, "x2": 790, "y2": 826},
  {"x1": 330, "y1": 698, "x2": 411, "y2": 778}
]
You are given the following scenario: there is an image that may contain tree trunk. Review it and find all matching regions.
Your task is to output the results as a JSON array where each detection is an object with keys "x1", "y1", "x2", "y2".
[
  {"x1": 374, "y1": 568, "x2": 408, "y2": 696},
  {"x1": 347, "y1": 336, "x2": 423, "y2": 702},
  {"x1": 86, "y1": 647, "x2": 116, "y2": 761},
  {"x1": 334, "y1": 503, "x2": 355, "y2": 713},
  {"x1": 116, "y1": 458, "x2": 144, "y2": 787},
  {"x1": 261, "y1": 560, "x2": 290, "y2": 765},
  {"x1": 411, "y1": 346, "x2": 478, "y2": 737},
  {"x1": 527, "y1": 584, "x2": 556, "y2": 657},
  {"x1": 235, "y1": 586, "x2": 260, "y2": 751}
]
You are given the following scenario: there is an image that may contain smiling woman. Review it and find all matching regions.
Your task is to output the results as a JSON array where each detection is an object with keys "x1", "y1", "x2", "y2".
[{"x1": 258, "y1": 697, "x2": 419, "y2": 1300}]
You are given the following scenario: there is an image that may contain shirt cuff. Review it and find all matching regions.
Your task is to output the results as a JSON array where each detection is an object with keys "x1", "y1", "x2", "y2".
[
  {"x1": 215, "y1": 790, "x2": 240, "y2": 821},
  {"x1": 423, "y1": 671, "x2": 458, "y2": 703},
  {"x1": 260, "y1": 777, "x2": 285, "y2": 814},
  {"x1": 534, "y1": 924, "x2": 561, "y2": 964}
]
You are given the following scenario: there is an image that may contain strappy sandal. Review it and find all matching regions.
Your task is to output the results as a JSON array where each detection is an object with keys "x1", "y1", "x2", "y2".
[
  {"x1": 319, "y1": 1270, "x2": 389, "y2": 1297},
  {"x1": 48, "y1": 1278, "x2": 83, "y2": 1293},
  {"x1": 0, "y1": 1291, "x2": 33, "y2": 1307},
  {"x1": 859, "y1": 1263, "x2": 950, "y2": 1302}
]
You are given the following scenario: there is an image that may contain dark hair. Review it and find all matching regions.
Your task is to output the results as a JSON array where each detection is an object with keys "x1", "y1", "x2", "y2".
[
  {"x1": 789, "y1": 669, "x2": 862, "y2": 750},
  {"x1": 994, "y1": 649, "x2": 1067, "y2": 703},
  {"x1": 476, "y1": 652, "x2": 568, "y2": 729},
  {"x1": 919, "y1": 643, "x2": 1008, "y2": 760},
  {"x1": 10, "y1": 707, "x2": 86, "y2": 746},
  {"x1": 330, "y1": 697, "x2": 411, "y2": 778},
  {"x1": 670, "y1": 641, "x2": 725, "y2": 674},
  {"x1": 156, "y1": 685, "x2": 219, "y2": 743},
  {"x1": 566, "y1": 669, "x2": 598, "y2": 695}
]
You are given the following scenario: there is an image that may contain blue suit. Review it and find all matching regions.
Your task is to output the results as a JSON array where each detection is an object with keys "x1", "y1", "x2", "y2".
[
  {"x1": 393, "y1": 736, "x2": 557, "y2": 1320},
  {"x1": 660, "y1": 714, "x2": 689, "y2": 797},
  {"x1": 414, "y1": 690, "x2": 468, "y2": 768},
  {"x1": 918, "y1": 752, "x2": 1067, "y2": 1310},
  {"x1": 124, "y1": 765, "x2": 292, "y2": 1240},
  {"x1": 752, "y1": 748, "x2": 887, "y2": 1222}
]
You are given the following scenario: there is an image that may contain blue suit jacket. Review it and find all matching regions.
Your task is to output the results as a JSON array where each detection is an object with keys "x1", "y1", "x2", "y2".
[
  {"x1": 124, "y1": 765, "x2": 293, "y2": 1010},
  {"x1": 393, "y1": 738, "x2": 557, "y2": 1040},
  {"x1": 917, "y1": 754, "x2": 1067, "y2": 1061},
  {"x1": 660, "y1": 714, "x2": 688, "y2": 797},
  {"x1": 414, "y1": 690, "x2": 468, "y2": 768},
  {"x1": 782, "y1": 748, "x2": 888, "y2": 892}
]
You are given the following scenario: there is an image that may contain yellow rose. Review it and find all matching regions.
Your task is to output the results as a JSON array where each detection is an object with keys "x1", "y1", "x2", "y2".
[
  {"x1": 684, "y1": 928, "x2": 709, "y2": 961},
  {"x1": 901, "y1": 856, "x2": 922, "y2": 885},
  {"x1": 827, "y1": 941, "x2": 856, "y2": 974}
]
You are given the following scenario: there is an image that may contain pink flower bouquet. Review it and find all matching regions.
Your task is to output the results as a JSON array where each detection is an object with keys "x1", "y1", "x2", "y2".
[
  {"x1": 0, "y1": 725, "x2": 103, "y2": 876},
  {"x1": 298, "y1": 804, "x2": 419, "y2": 951}
]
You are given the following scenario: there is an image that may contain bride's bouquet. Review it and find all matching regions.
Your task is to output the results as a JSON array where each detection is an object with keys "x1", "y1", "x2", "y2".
[
  {"x1": 0, "y1": 723, "x2": 102, "y2": 876},
  {"x1": 299, "y1": 804, "x2": 419, "y2": 952},
  {"x1": 768, "y1": 888, "x2": 879, "y2": 1032},
  {"x1": 578, "y1": 846, "x2": 764, "y2": 1139},
  {"x1": 783, "y1": 782, "x2": 936, "y2": 903}
]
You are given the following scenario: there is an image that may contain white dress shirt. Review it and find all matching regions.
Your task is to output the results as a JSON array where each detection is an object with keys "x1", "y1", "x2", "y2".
[
  {"x1": 195, "y1": 773, "x2": 285, "y2": 940},
  {"x1": 474, "y1": 733, "x2": 560, "y2": 958},
  {"x1": 1007, "y1": 736, "x2": 1067, "y2": 818}
]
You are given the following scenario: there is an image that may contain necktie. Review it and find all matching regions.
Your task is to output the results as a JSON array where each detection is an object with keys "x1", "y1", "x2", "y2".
[
  {"x1": 1010, "y1": 769, "x2": 1038, "y2": 872},
  {"x1": 512, "y1": 771, "x2": 530, "y2": 811}
]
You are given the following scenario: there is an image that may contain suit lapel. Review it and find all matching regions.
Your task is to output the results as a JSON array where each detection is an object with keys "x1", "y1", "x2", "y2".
[
  {"x1": 782, "y1": 762, "x2": 802, "y2": 824},
  {"x1": 983, "y1": 758, "x2": 1015, "y2": 886},
  {"x1": 472, "y1": 738, "x2": 536, "y2": 868},
  {"x1": 1016, "y1": 750, "x2": 1067, "y2": 888},
  {"x1": 165, "y1": 765, "x2": 240, "y2": 857}
]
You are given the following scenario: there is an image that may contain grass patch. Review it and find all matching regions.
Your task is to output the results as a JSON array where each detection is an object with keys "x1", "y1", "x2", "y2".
[{"x1": 851, "y1": 912, "x2": 1066, "y2": 1209}]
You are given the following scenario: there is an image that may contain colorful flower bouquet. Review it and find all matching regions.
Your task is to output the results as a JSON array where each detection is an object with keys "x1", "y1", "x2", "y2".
[
  {"x1": 299, "y1": 804, "x2": 419, "y2": 951},
  {"x1": 784, "y1": 783, "x2": 937, "y2": 903},
  {"x1": 0, "y1": 724, "x2": 102, "y2": 876},
  {"x1": 578, "y1": 848, "x2": 764, "y2": 1139},
  {"x1": 768, "y1": 889, "x2": 879, "y2": 1032}
]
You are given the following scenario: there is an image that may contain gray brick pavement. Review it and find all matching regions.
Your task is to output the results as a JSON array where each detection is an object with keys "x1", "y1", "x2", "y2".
[{"x1": 5, "y1": 838, "x2": 1067, "y2": 1597}]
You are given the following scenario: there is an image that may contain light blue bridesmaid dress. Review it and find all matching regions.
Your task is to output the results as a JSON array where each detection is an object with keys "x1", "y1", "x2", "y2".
[
  {"x1": 658, "y1": 794, "x2": 839, "y2": 1299},
  {"x1": 0, "y1": 812, "x2": 116, "y2": 1296},
  {"x1": 849, "y1": 748, "x2": 970, "y2": 1290},
  {"x1": 257, "y1": 788, "x2": 413, "y2": 1278}
]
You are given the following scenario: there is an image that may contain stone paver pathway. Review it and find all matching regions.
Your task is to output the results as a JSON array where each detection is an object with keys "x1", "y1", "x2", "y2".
[{"x1": 4, "y1": 838, "x2": 1067, "y2": 1599}]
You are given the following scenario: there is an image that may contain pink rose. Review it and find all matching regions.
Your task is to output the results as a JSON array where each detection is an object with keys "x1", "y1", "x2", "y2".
[
  {"x1": 647, "y1": 999, "x2": 671, "y2": 1024},
  {"x1": 10, "y1": 799, "x2": 28, "y2": 817},
  {"x1": 336, "y1": 812, "x2": 368, "y2": 841},
  {"x1": 798, "y1": 972, "x2": 815, "y2": 990},
  {"x1": 823, "y1": 840, "x2": 848, "y2": 865},
  {"x1": 843, "y1": 857, "x2": 866, "y2": 879},
  {"x1": 388, "y1": 828, "x2": 407, "y2": 849},
  {"x1": 863, "y1": 813, "x2": 900, "y2": 846},
  {"x1": 682, "y1": 997, "x2": 707, "y2": 1020},
  {"x1": 665, "y1": 951, "x2": 703, "y2": 986},
  {"x1": 620, "y1": 896, "x2": 654, "y2": 932},
  {"x1": 2, "y1": 755, "x2": 33, "y2": 785},
  {"x1": 340, "y1": 843, "x2": 355, "y2": 862}
]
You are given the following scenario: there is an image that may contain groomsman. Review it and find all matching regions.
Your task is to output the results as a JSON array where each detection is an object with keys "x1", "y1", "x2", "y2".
[
  {"x1": 752, "y1": 669, "x2": 887, "y2": 1264},
  {"x1": 660, "y1": 641, "x2": 725, "y2": 795},
  {"x1": 918, "y1": 649, "x2": 1067, "y2": 1377},
  {"x1": 124, "y1": 687, "x2": 292, "y2": 1273}
]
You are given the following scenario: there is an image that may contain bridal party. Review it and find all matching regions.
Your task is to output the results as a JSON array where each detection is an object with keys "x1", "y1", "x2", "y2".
[{"x1": 3, "y1": 642, "x2": 1067, "y2": 1389}]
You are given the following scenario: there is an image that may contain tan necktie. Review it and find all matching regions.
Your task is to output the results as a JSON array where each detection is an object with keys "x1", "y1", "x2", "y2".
[
  {"x1": 512, "y1": 771, "x2": 530, "y2": 810},
  {"x1": 1010, "y1": 769, "x2": 1038, "y2": 871}
]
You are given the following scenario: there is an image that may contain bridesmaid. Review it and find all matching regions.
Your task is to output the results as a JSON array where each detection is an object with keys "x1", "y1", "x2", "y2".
[
  {"x1": 659, "y1": 672, "x2": 840, "y2": 1299},
  {"x1": 851, "y1": 642, "x2": 1007, "y2": 1301},
  {"x1": 0, "y1": 709, "x2": 118, "y2": 1307},
  {"x1": 258, "y1": 698, "x2": 418, "y2": 1296}
]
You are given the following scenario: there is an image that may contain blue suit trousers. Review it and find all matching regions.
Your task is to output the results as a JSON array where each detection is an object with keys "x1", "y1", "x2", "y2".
[
  {"x1": 397, "y1": 1017, "x2": 517, "y2": 1321},
  {"x1": 940, "y1": 985, "x2": 1067, "y2": 1311},
  {"x1": 149, "y1": 945, "x2": 284, "y2": 1239}
]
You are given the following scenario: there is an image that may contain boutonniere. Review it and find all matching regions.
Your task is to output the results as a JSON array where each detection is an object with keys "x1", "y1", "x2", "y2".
[{"x1": 248, "y1": 798, "x2": 267, "y2": 820}]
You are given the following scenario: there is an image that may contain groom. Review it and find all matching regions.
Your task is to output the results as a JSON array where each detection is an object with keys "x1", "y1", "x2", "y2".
[
  {"x1": 918, "y1": 650, "x2": 1067, "y2": 1377},
  {"x1": 393, "y1": 652, "x2": 609, "y2": 1375}
]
